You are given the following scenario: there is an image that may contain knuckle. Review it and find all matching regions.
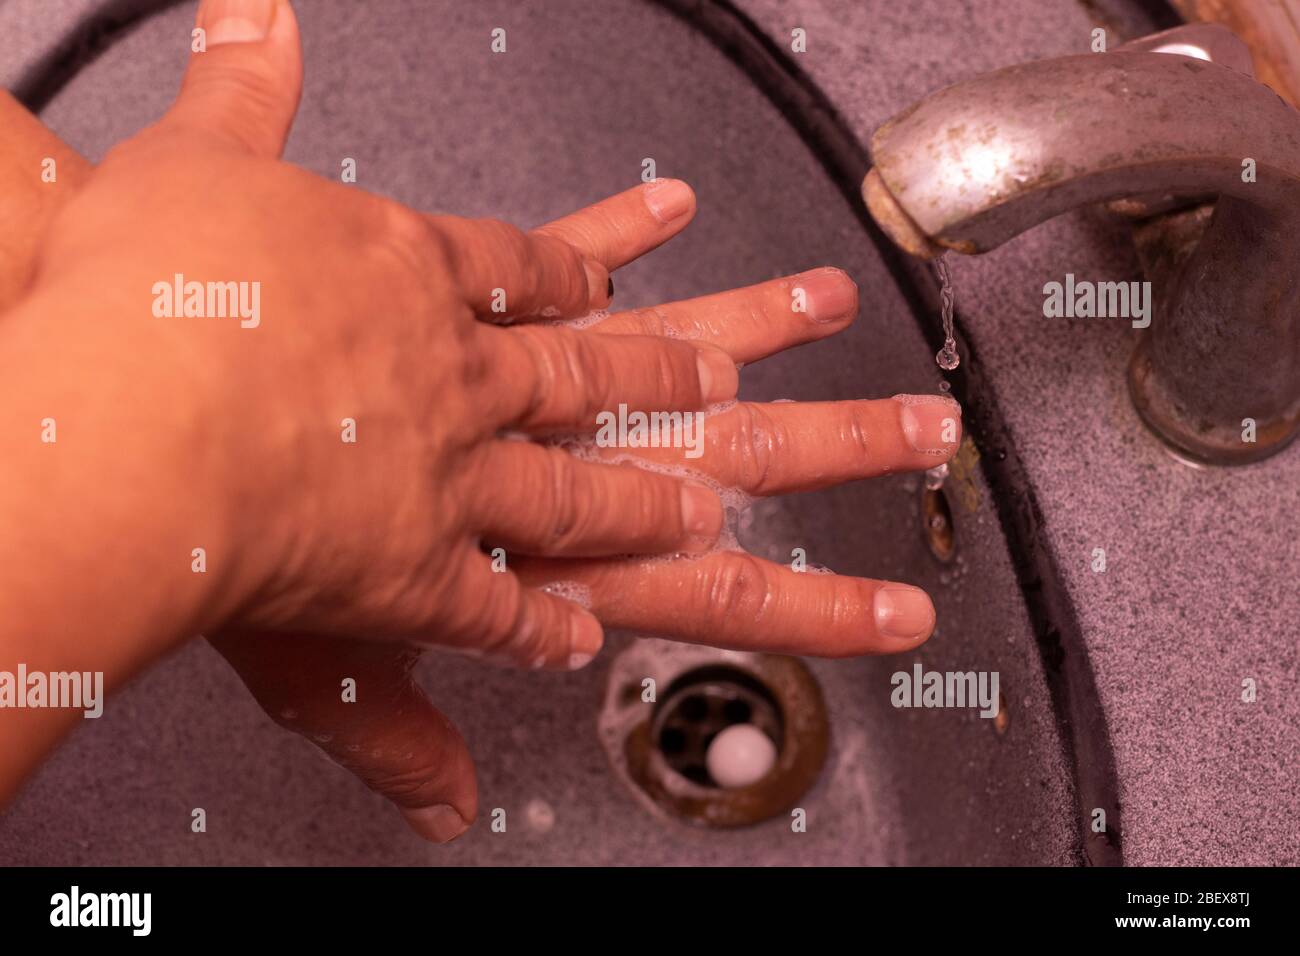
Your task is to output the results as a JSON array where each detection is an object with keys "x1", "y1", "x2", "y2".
[
  {"x1": 487, "y1": 219, "x2": 528, "y2": 260},
  {"x1": 626, "y1": 307, "x2": 669, "y2": 337},
  {"x1": 636, "y1": 471, "x2": 680, "y2": 536},
  {"x1": 841, "y1": 402, "x2": 875, "y2": 460},
  {"x1": 187, "y1": 65, "x2": 284, "y2": 145},
  {"x1": 464, "y1": 574, "x2": 524, "y2": 649},
  {"x1": 383, "y1": 202, "x2": 442, "y2": 264},
  {"x1": 380, "y1": 574, "x2": 455, "y2": 636},
  {"x1": 415, "y1": 556, "x2": 509, "y2": 647},
  {"x1": 362, "y1": 201, "x2": 444, "y2": 291},
  {"x1": 538, "y1": 451, "x2": 586, "y2": 548},
  {"x1": 697, "y1": 553, "x2": 772, "y2": 631},
  {"x1": 828, "y1": 579, "x2": 869, "y2": 647},
  {"x1": 647, "y1": 341, "x2": 692, "y2": 405},
  {"x1": 477, "y1": 219, "x2": 538, "y2": 298},
  {"x1": 509, "y1": 327, "x2": 556, "y2": 422},
  {"x1": 731, "y1": 403, "x2": 779, "y2": 493},
  {"x1": 524, "y1": 237, "x2": 549, "y2": 300},
  {"x1": 521, "y1": 327, "x2": 569, "y2": 420},
  {"x1": 359, "y1": 759, "x2": 450, "y2": 805},
  {"x1": 546, "y1": 237, "x2": 586, "y2": 306},
  {"x1": 514, "y1": 605, "x2": 563, "y2": 668},
  {"x1": 566, "y1": 333, "x2": 608, "y2": 415},
  {"x1": 195, "y1": 57, "x2": 280, "y2": 101},
  {"x1": 482, "y1": 593, "x2": 558, "y2": 668}
]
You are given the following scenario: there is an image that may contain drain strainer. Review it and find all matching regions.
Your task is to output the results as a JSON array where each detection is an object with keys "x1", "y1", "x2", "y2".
[
  {"x1": 599, "y1": 640, "x2": 829, "y2": 828},
  {"x1": 651, "y1": 666, "x2": 783, "y2": 787}
]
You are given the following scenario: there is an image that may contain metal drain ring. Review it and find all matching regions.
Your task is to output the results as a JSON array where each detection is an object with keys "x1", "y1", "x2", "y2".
[{"x1": 602, "y1": 642, "x2": 829, "y2": 828}]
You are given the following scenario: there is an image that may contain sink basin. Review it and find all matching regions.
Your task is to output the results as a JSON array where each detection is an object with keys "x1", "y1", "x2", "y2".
[{"x1": 3, "y1": 0, "x2": 1291, "y2": 867}]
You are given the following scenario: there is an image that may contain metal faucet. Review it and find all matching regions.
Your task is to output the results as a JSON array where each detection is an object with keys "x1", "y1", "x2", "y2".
[{"x1": 862, "y1": 24, "x2": 1300, "y2": 465}]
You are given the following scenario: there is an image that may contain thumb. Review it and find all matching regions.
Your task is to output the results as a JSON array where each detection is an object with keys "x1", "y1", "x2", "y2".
[
  {"x1": 210, "y1": 632, "x2": 478, "y2": 844},
  {"x1": 164, "y1": 0, "x2": 303, "y2": 157}
]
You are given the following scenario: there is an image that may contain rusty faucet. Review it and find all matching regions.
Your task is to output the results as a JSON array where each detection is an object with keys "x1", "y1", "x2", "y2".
[{"x1": 863, "y1": 24, "x2": 1300, "y2": 465}]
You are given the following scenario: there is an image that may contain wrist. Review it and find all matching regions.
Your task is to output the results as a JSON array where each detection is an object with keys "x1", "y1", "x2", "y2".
[{"x1": 0, "y1": 282, "x2": 255, "y2": 660}]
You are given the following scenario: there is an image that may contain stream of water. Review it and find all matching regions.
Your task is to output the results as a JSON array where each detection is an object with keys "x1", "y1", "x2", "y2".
[
  {"x1": 934, "y1": 255, "x2": 960, "y2": 371},
  {"x1": 926, "y1": 257, "x2": 960, "y2": 492}
]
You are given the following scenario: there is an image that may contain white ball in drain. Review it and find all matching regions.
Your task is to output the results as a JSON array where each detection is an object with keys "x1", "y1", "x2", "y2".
[{"x1": 706, "y1": 724, "x2": 777, "y2": 789}]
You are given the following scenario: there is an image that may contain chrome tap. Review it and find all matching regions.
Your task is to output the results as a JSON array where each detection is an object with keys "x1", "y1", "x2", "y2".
[{"x1": 863, "y1": 24, "x2": 1300, "y2": 465}]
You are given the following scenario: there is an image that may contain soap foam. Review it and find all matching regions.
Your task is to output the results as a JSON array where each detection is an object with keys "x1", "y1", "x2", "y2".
[
  {"x1": 537, "y1": 579, "x2": 593, "y2": 610},
  {"x1": 546, "y1": 308, "x2": 609, "y2": 331},
  {"x1": 891, "y1": 392, "x2": 961, "y2": 412}
]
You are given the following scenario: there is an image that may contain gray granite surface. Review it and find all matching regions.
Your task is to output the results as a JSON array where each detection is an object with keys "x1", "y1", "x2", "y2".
[{"x1": 0, "y1": 0, "x2": 1293, "y2": 865}]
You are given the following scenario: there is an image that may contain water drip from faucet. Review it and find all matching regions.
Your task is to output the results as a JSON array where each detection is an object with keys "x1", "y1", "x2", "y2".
[{"x1": 934, "y1": 255, "x2": 960, "y2": 371}]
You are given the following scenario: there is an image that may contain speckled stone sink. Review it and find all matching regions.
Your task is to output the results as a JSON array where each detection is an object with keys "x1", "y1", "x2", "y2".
[{"x1": 0, "y1": 0, "x2": 1293, "y2": 866}]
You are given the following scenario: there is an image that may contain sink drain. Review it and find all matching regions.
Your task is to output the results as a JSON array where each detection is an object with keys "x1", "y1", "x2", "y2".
[
  {"x1": 599, "y1": 641, "x2": 829, "y2": 828},
  {"x1": 921, "y1": 484, "x2": 956, "y2": 563},
  {"x1": 652, "y1": 666, "x2": 784, "y2": 788}
]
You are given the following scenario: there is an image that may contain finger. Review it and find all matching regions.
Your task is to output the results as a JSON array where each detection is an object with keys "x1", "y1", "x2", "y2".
[
  {"x1": 533, "y1": 179, "x2": 697, "y2": 269},
  {"x1": 432, "y1": 215, "x2": 611, "y2": 321},
  {"x1": 467, "y1": 440, "x2": 723, "y2": 556},
  {"x1": 592, "y1": 267, "x2": 858, "y2": 363},
  {"x1": 209, "y1": 632, "x2": 476, "y2": 843},
  {"x1": 514, "y1": 552, "x2": 937, "y2": 656},
  {"x1": 577, "y1": 394, "x2": 962, "y2": 495},
  {"x1": 433, "y1": 550, "x2": 605, "y2": 670},
  {"x1": 480, "y1": 323, "x2": 738, "y2": 431},
  {"x1": 161, "y1": 0, "x2": 303, "y2": 157}
]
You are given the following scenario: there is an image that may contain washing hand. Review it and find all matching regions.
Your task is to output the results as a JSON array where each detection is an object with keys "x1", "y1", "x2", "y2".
[{"x1": 0, "y1": 0, "x2": 961, "y2": 841}]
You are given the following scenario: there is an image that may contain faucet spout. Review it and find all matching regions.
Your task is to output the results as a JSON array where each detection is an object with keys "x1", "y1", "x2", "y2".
[{"x1": 864, "y1": 26, "x2": 1300, "y2": 464}]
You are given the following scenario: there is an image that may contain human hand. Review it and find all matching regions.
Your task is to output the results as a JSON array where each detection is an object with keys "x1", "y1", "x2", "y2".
[
  {"x1": 17, "y1": 0, "x2": 744, "y2": 661},
  {"x1": 211, "y1": 188, "x2": 963, "y2": 839},
  {"x1": 0, "y1": 0, "x2": 960, "y2": 840},
  {"x1": 0, "y1": 0, "x2": 733, "y2": 797}
]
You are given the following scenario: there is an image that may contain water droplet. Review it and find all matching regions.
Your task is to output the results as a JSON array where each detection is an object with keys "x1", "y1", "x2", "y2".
[
  {"x1": 933, "y1": 255, "x2": 961, "y2": 371},
  {"x1": 924, "y1": 462, "x2": 949, "y2": 490}
]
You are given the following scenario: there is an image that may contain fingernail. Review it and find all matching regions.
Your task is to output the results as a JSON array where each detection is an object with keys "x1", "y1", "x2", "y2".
[
  {"x1": 895, "y1": 394, "x2": 961, "y2": 455},
  {"x1": 793, "y1": 268, "x2": 858, "y2": 323},
  {"x1": 583, "y1": 260, "x2": 611, "y2": 308},
  {"x1": 873, "y1": 585, "x2": 936, "y2": 641},
  {"x1": 696, "y1": 348, "x2": 738, "y2": 404},
  {"x1": 680, "y1": 481, "x2": 723, "y2": 551},
  {"x1": 568, "y1": 610, "x2": 603, "y2": 670},
  {"x1": 200, "y1": 0, "x2": 277, "y2": 45},
  {"x1": 401, "y1": 804, "x2": 469, "y2": 844},
  {"x1": 644, "y1": 179, "x2": 694, "y2": 224}
]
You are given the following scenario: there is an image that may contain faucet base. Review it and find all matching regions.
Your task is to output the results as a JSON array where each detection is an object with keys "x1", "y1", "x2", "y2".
[{"x1": 1128, "y1": 341, "x2": 1300, "y2": 465}]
